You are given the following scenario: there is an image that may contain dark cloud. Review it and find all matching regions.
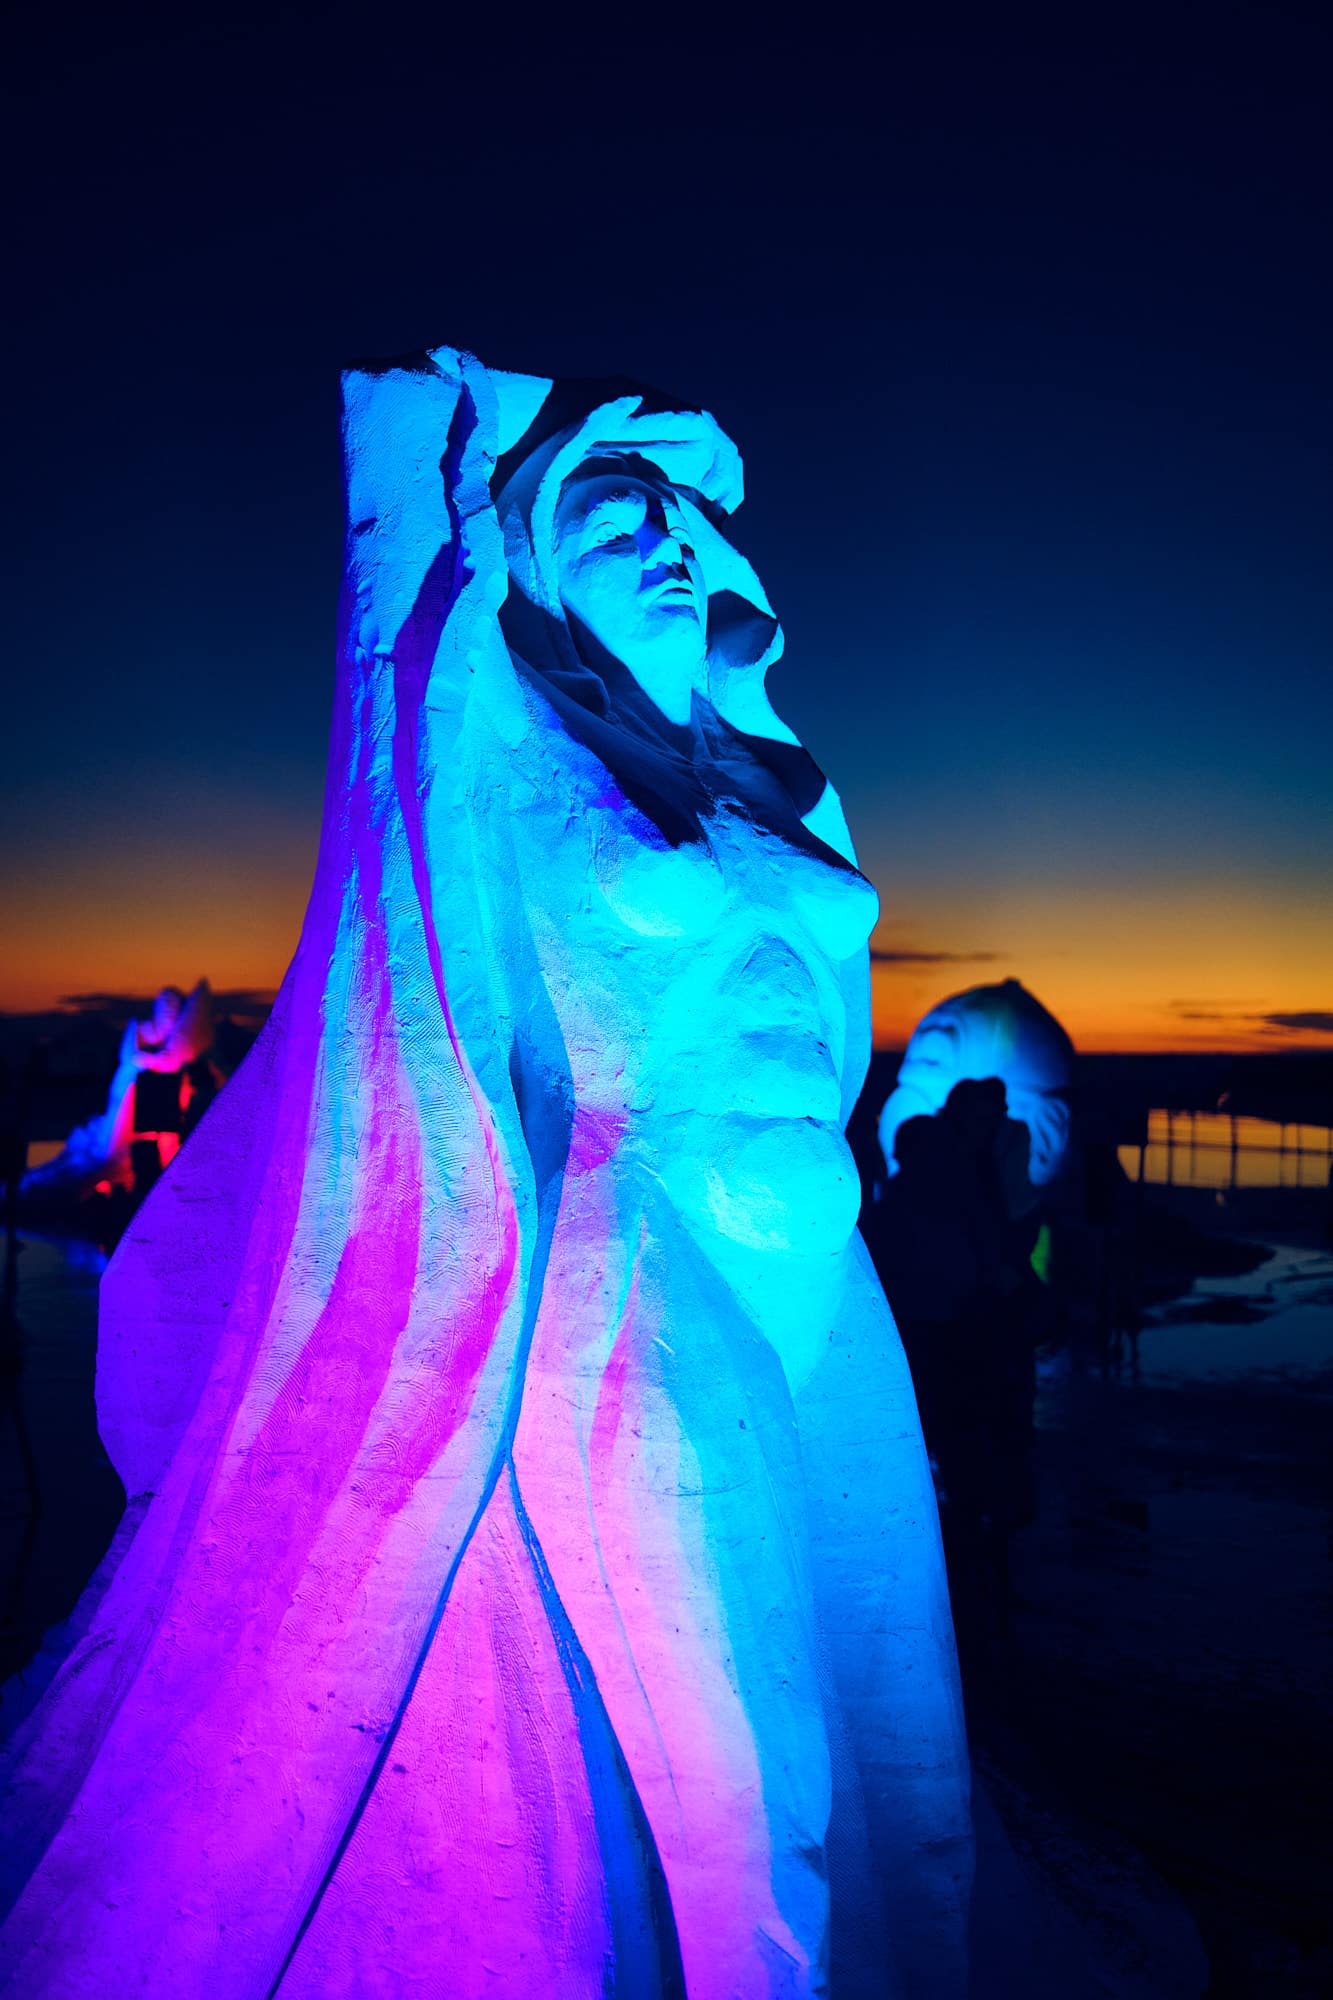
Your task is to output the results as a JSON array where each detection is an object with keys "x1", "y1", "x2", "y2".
[
  {"x1": 869, "y1": 949, "x2": 1001, "y2": 967},
  {"x1": 53, "y1": 984, "x2": 276, "y2": 1032},
  {"x1": 1258, "y1": 1011, "x2": 1333, "y2": 1035},
  {"x1": 1167, "y1": 1000, "x2": 1333, "y2": 1037},
  {"x1": 205, "y1": 990, "x2": 277, "y2": 1022},
  {"x1": 57, "y1": 992, "x2": 159, "y2": 1014},
  {"x1": 1169, "y1": 998, "x2": 1267, "y2": 1017},
  {"x1": 57, "y1": 989, "x2": 275, "y2": 1022}
]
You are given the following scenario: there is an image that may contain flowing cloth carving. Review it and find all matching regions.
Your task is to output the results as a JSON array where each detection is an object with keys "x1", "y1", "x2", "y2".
[{"x1": 0, "y1": 351, "x2": 971, "y2": 1999}]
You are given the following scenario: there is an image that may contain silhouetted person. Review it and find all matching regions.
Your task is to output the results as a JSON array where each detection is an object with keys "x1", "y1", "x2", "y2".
[
  {"x1": 129, "y1": 1138, "x2": 163, "y2": 1207},
  {"x1": 181, "y1": 1055, "x2": 220, "y2": 1137},
  {"x1": 877, "y1": 1114, "x2": 979, "y2": 1457},
  {"x1": 0, "y1": 1059, "x2": 29, "y2": 1244},
  {"x1": 0, "y1": 1227, "x2": 41, "y2": 1669},
  {"x1": 874, "y1": 1077, "x2": 1044, "y2": 1640}
]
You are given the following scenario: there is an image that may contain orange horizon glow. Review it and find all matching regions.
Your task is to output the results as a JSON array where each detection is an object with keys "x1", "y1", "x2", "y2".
[
  {"x1": 866, "y1": 868, "x2": 1333, "y2": 1054},
  {"x1": 3, "y1": 835, "x2": 1329, "y2": 1058}
]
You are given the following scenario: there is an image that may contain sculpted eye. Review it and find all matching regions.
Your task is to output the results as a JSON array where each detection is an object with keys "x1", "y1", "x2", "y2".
[{"x1": 586, "y1": 500, "x2": 644, "y2": 548}]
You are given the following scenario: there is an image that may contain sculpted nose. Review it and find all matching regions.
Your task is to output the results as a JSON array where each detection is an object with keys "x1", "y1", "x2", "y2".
[
  {"x1": 639, "y1": 496, "x2": 695, "y2": 565},
  {"x1": 640, "y1": 518, "x2": 688, "y2": 570}
]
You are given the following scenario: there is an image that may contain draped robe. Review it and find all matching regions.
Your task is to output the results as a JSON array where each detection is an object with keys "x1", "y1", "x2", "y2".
[{"x1": 0, "y1": 350, "x2": 971, "y2": 1999}]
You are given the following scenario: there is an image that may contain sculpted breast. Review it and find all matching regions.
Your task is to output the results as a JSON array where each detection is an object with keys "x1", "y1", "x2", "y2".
[
  {"x1": 790, "y1": 850, "x2": 879, "y2": 964},
  {"x1": 590, "y1": 791, "x2": 729, "y2": 938},
  {"x1": 705, "y1": 805, "x2": 881, "y2": 966}
]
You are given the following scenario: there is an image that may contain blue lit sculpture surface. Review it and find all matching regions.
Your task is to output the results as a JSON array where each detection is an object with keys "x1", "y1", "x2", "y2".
[{"x1": 0, "y1": 352, "x2": 971, "y2": 1998}]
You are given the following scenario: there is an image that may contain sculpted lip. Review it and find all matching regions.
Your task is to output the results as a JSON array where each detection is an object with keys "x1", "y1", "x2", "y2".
[{"x1": 644, "y1": 574, "x2": 696, "y2": 604}]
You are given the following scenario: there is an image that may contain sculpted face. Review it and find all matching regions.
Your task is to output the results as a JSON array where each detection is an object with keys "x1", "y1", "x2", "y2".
[{"x1": 554, "y1": 467, "x2": 707, "y2": 723}]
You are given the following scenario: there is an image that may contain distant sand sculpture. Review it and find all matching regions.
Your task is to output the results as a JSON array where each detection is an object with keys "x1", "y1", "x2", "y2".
[
  {"x1": 879, "y1": 978, "x2": 1075, "y2": 1188},
  {"x1": 19, "y1": 981, "x2": 216, "y2": 1204}
]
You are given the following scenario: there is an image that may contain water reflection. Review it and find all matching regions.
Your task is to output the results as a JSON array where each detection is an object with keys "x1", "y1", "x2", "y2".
[
  {"x1": 1119, "y1": 1110, "x2": 1333, "y2": 1191},
  {"x1": 1137, "y1": 1243, "x2": 1333, "y2": 1381},
  {"x1": 0, "y1": 1231, "x2": 122, "y2": 1687}
]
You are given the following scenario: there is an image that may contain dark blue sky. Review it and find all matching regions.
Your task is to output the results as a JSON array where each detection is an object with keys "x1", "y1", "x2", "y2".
[{"x1": 5, "y1": 3, "x2": 1330, "y2": 1045}]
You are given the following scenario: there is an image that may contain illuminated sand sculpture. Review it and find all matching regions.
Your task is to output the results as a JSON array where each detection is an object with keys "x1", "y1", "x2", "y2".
[
  {"x1": 20, "y1": 982, "x2": 215, "y2": 1201},
  {"x1": 879, "y1": 978, "x2": 1075, "y2": 1190},
  {"x1": 0, "y1": 351, "x2": 971, "y2": 1998}
]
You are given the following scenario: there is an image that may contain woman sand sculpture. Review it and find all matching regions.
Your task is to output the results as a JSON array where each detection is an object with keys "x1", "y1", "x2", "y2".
[{"x1": 0, "y1": 351, "x2": 971, "y2": 1998}]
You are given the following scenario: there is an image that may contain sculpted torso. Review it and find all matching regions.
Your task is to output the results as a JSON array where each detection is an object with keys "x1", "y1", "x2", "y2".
[{"x1": 503, "y1": 460, "x2": 878, "y2": 1270}]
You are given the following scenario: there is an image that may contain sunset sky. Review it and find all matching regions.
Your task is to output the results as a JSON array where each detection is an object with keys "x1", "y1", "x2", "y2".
[{"x1": 5, "y1": 7, "x2": 1330, "y2": 1054}]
